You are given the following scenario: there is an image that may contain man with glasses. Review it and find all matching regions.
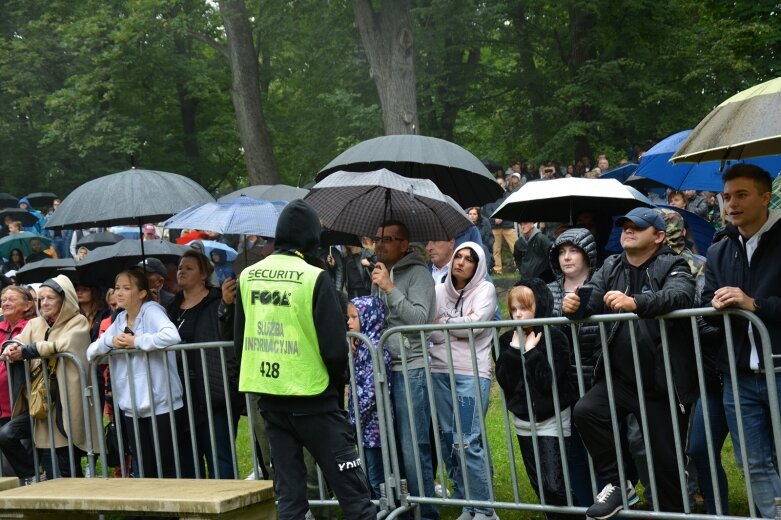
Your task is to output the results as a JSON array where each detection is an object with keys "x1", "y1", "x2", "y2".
[{"x1": 371, "y1": 219, "x2": 438, "y2": 520}]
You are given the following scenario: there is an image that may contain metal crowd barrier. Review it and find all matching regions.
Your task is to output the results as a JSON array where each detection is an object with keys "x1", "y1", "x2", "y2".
[{"x1": 0, "y1": 307, "x2": 778, "y2": 520}]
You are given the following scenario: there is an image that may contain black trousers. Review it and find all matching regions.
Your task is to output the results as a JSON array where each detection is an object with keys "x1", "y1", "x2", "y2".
[
  {"x1": 262, "y1": 409, "x2": 376, "y2": 520},
  {"x1": 0, "y1": 414, "x2": 34, "y2": 478},
  {"x1": 573, "y1": 378, "x2": 690, "y2": 512},
  {"x1": 517, "y1": 435, "x2": 581, "y2": 520},
  {"x1": 122, "y1": 409, "x2": 184, "y2": 478}
]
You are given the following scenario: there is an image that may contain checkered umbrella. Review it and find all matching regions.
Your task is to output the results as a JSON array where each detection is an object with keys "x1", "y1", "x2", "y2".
[{"x1": 304, "y1": 169, "x2": 471, "y2": 242}]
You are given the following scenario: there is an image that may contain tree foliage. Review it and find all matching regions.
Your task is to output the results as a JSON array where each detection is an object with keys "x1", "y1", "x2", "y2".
[{"x1": 1, "y1": 0, "x2": 779, "y2": 198}]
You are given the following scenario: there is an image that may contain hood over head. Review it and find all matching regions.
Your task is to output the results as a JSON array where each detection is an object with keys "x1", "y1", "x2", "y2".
[
  {"x1": 549, "y1": 227, "x2": 596, "y2": 277},
  {"x1": 210, "y1": 248, "x2": 228, "y2": 265},
  {"x1": 17, "y1": 197, "x2": 31, "y2": 209},
  {"x1": 350, "y1": 296, "x2": 386, "y2": 348},
  {"x1": 444, "y1": 241, "x2": 488, "y2": 298},
  {"x1": 516, "y1": 277, "x2": 554, "y2": 320},
  {"x1": 41, "y1": 274, "x2": 80, "y2": 327},
  {"x1": 274, "y1": 199, "x2": 321, "y2": 259},
  {"x1": 660, "y1": 208, "x2": 685, "y2": 254}
]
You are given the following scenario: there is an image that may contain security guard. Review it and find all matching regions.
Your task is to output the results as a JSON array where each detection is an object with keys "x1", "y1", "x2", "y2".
[{"x1": 234, "y1": 199, "x2": 375, "y2": 519}]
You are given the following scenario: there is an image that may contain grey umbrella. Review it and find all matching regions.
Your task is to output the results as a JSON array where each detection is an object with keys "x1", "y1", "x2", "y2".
[
  {"x1": 218, "y1": 184, "x2": 309, "y2": 202},
  {"x1": 672, "y1": 76, "x2": 781, "y2": 162},
  {"x1": 45, "y1": 169, "x2": 214, "y2": 230},
  {"x1": 24, "y1": 192, "x2": 59, "y2": 208},
  {"x1": 316, "y1": 134, "x2": 503, "y2": 207},
  {"x1": 304, "y1": 168, "x2": 472, "y2": 242}
]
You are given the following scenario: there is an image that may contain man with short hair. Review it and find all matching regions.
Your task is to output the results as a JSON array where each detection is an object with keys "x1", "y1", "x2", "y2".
[
  {"x1": 426, "y1": 239, "x2": 455, "y2": 285},
  {"x1": 597, "y1": 156, "x2": 610, "y2": 173},
  {"x1": 683, "y1": 190, "x2": 708, "y2": 218},
  {"x1": 136, "y1": 258, "x2": 174, "y2": 307},
  {"x1": 564, "y1": 207, "x2": 696, "y2": 518},
  {"x1": 702, "y1": 164, "x2": 781, "y2": 518},
  {"x1": 371, "y1": 220, "x2": 438, "y2": 520},
  {"x1": 25, "y1": 238, "x2": 50, "y2": 263},
  {"x1": 513, "y1": 222, "x2": 553, "y2": 282}
]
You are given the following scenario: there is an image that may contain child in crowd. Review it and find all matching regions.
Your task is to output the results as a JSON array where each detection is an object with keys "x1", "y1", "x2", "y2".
[
  {"x1": 496, "y1": 279, "x2": 578, "y2": 520},
  {"x1": 346, "y1": 295, "x2": 391, "y2": 499}
]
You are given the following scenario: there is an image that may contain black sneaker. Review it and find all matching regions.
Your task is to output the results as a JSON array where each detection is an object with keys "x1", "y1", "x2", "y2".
[{"x1": 586, "y1": 481, "x2": 637, "y2": 519}]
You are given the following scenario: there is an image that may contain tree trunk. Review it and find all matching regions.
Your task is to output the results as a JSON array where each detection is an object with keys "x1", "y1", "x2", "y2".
[
  {"x1": 352, "y1": 0, "x2": 418, "y2": 135},
  {"x1": 219, "y1": 0, "x2": 278, "y2": 185},
  {"x1": 568, "y1": 0, "x2": 597, "y2": 163}
]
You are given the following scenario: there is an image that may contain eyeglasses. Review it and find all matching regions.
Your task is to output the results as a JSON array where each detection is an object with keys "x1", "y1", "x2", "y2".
[{"x1": 371, "y1": 236, "x2": 405, "y2": 244}]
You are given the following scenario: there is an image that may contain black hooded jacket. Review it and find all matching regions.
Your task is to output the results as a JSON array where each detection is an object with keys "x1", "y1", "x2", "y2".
[
  {"x1": 573, "y1": 246, "x2": 697, "y2": 406},
  {"x1": 233, "y1": 199, "x2": 349, "y2": 413},
  {"x1": 547, "y1": 228, "x2": 600, "y2": 392},
  {"x1": 496, "y1": 278, "x2": 573, "y2": 422}
]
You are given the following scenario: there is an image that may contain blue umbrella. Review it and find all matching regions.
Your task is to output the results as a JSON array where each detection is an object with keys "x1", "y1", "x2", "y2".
[
  {"x1": 606, "y1": 204, "x2": 715, "y2": 254},
  {"x1": 162, "y1": 196, "x2": 279, "y2": 237},
  {"x1": 599, "y1": 163, "x2": 638, "y2": 183},
  {"x1": 639, "y1": 130, "x2": 781, "y2": 191},
  {"x1": 197, "y1": 240, "x2": 238, "y2": 262}
]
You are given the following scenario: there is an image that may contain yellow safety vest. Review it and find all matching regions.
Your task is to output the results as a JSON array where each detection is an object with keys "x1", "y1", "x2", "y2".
[{"x1": 238, "y1": 254, "x2": 329, "y2": 396}]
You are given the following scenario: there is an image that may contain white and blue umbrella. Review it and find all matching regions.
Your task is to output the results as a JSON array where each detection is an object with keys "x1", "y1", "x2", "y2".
[
  {"x1": 197, "y1": 240, "x2": 238, "y2": 262},
  {"x1": 638, "y1": 130, "x2": 781, "y2": 192},
  {"x1": 162, "y1": 196, "x2": 279, "y2": 237}
]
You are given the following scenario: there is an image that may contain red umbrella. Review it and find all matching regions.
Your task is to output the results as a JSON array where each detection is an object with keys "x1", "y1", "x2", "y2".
[{"x1": 175, "y1": 230, "x2": 210, "y2": 245}]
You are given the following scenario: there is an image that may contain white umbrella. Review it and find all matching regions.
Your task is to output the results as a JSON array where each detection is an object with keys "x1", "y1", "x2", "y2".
[{"x1": 491, "y1": 177, "x2": 655, "y2": 223}]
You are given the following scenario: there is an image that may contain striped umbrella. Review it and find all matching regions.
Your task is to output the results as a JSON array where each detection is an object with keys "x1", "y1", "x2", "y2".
[{"x1": 304, "y1": 169, "x2": 471, "y2": 242}]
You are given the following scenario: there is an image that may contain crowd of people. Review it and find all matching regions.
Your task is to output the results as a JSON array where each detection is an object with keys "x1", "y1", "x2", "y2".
[{"x1": 0, "y1": 160, "x2": 779, "y2": 520}]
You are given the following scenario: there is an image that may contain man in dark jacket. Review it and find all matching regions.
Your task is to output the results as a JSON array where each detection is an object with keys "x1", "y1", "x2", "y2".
[
  {"x1": 234, "y1": 199, "x2": 374, "y2": 519},
  {"x1": 563, "y1": 207, "x2": 695, "y2": 519},
  {"x1": 701, "y1": 164, "x2": 781, "y2": 518},
  {"x1": 514, "y1": 222, "x2": 553, "y2": 282}
]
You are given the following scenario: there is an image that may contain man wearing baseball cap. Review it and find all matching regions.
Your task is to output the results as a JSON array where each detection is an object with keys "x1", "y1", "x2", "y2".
[
  {"x1": 562, "y1": 206, "x2": 696, "y2": 518},
  {"x1": 136, "y1": 258, "x2": 174, "y2": 307}
]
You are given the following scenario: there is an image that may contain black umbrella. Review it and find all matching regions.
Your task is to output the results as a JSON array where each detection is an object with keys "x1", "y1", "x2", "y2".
[
  {"x1": 15, "y1": 258, "x2": 77, "y2": 284},
  {"x1": 0, "y1": 208, "x2": 38, "y2": 227},
  {"x1": 316, "y1": 135, "x2": 503, "y2": 207},
  {"x1": 45, "y1": 169, "x2": 214, "y2": 230},
  {"x1": 321, "y1": 228, "x2": 361, "y2": 247},
  {"x1": 75, "y1": 231, "x2": 125, "y2": 251},
  {"x1": 24, "y1": 192, "x2": 59, "y2": 208},
  {"x1": 0, "y1": 193, "x2": 18, "y2": 210},
  {"x1": 76, "y1": 239, "x2": 188, "y2": 288}
]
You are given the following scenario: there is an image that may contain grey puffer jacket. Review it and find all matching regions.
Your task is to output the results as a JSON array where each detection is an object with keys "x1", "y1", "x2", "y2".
[{"x1": 547, "y1": 228, "x2": 600, "y2": 393}]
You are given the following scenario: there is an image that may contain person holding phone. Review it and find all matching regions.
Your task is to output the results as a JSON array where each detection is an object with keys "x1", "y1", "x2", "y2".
[
  {"x1": 169, "y1": 249, "x2": 240, "y2": 479},
  {"x1": 87, "y1": 270, "x2": 183, "y2": 478},
  {"x1": 562, "y1": 208, "x2": 696, "y2": 519},
  {"x1": 546, "y1": 228, "x2": 600, "y2": 508}
]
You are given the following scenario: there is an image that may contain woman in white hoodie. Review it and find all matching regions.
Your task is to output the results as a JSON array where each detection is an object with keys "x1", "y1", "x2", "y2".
[
  {"x1": 429, "y1": 241, "x2": 498, "y2": 520},
  {"x1": 87, "y1": 270, "x2": 182, "y2": 477}
]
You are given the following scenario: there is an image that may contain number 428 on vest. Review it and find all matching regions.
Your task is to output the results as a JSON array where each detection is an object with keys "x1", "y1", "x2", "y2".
[{"x1": 259, "y1": 361, "x2": 280, "y2": 378}]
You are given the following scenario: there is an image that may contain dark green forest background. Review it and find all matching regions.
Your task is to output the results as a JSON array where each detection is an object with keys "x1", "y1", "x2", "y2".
[{"x1": 1, "y1": 0, "x2": 778, "y2": 197}]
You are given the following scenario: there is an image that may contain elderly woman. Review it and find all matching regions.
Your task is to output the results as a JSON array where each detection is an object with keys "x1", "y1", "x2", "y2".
[
  {"x1": 4, "y1": 275, "x2": 100, "y2": 478},
  {"x1": 429, "y1": 241, "x2": 498, "y2": 520},
  {"x1": 0, "y1": 286, "x2": 37, "y2": 481}
]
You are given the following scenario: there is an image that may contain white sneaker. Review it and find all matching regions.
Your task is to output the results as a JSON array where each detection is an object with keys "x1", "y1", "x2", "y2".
[
  {"x1": 473, "y1": 514, "x2": 500, "y2": 520},
  {"x1": 244, "y1": 470, "x2": 257, "y2": 480},
  {"x1": 455, "y1": 512, "x2": 474, "y2": 520}
]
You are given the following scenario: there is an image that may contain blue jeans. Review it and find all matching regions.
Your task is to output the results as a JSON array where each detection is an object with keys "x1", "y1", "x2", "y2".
[
  {"x1": 432, "y1": 373, "x2": 494, "y2": 515},
  {"x1": 363, "y1": 447, "x2": 385, "y2": 499},
  {"x1": 391, "y1": 369, "x2": 439, "y2": 520},
  {"x1": 688, "y1": 390, "x2": 729, "y2": 515},
  {"x1": 724, "y1": 373, "x2": 781, "y2": 518}
]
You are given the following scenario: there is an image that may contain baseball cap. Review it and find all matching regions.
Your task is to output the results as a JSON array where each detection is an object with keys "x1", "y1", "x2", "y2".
[
  {"x1": 136, "y1": 258, "x2": 167, "y2": 278},
  {"x1": 615, "y1": 207, "x2": 665, "y2": 232},
  {"x1": 143, "y1": 224, "x2": 156, "y2": 234}
]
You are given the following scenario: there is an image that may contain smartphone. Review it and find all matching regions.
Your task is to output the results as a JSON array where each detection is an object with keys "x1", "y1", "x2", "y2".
[
  {"x1": 569, "y1": 286, "x2": 593, "y2": 320},
  {"x1": 123, "y1": 326, "x2": 135, "y2": 336}
]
